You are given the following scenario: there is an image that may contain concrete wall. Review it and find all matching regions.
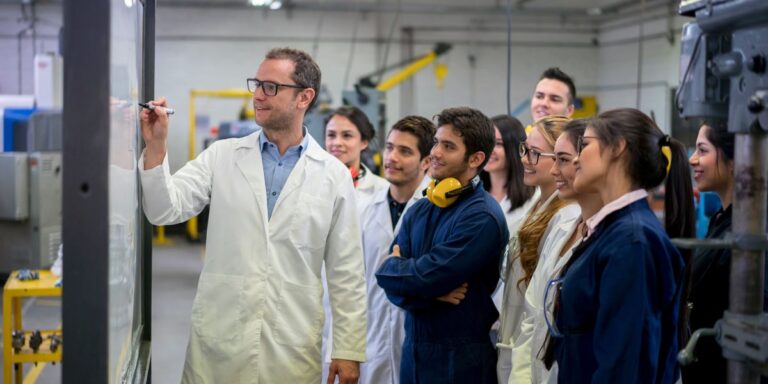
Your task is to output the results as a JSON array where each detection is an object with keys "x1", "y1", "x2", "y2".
[
  {"x1": 595, "y1": 14, "x2": 687, "y2": 133},
  {"x1": 0, "y1": 3, "x2": 689, "y2": 172},
  {"x1": 0, "y1": 5, "x2": 61, "y2": 96}
]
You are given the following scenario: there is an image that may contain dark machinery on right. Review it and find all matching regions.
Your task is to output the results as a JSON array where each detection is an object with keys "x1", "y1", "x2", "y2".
[{"x1": 675, "y1": 0, "x2": 768, "y2": 382}]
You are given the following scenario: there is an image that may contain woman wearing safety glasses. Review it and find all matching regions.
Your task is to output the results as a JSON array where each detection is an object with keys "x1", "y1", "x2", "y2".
[
  {"x1": 496, "y1": 116, "x2": 578, "y2": 383},
  {"x1": 545, "y1": 108, "x2": 694, "y2": 383},
  {"x1": 507, "y1": 119, "x2": 604, "y2": 383}
]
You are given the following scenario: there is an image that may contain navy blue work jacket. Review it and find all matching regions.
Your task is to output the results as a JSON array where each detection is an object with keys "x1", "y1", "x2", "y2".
[
  {"x1": 376, "y1": 182, "x2": 509, "y2": 384},
  {"x1": 553, "y1": 199, "x2": 684, "y2": 384}
]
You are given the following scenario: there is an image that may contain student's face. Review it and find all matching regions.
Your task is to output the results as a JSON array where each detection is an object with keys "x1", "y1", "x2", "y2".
[
  {"x1": 551, "y1": 134, "x2": 579, "y2": 199},
  {"x1": 531, "y1": 78, "x2": 574, "y2": 121},
  {"x1": 572, "y1": 127, "x2": 610, "y2": 194},
  {"x1": 483, "y1": 126, "x2": 507, "y2": 174},
  {"x1": 325, "y1": 115, "x2": 368, "y2": 168},
  {"x1": 384, "y1": 129, "x2": 428, "y2": 187},
  {"x1": 689, "y1": 125, "x2": 733, "y2": 193},
  {"x1": 430, "y1": 125, "x2": 472, "y2": 181},
  {"x1": 251, "y1": 59, "x2": 310, "y2": 131},
  {"x1": 521, "y1": 127, "x2": 556, "y2": 188}
]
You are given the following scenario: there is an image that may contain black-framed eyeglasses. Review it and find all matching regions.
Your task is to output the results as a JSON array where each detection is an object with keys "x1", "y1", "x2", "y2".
[
  {"x1": 576, "y1": 135, "x2": 599, "y2": 155},
  {"x1": 246, "y1": 78, "x2": 306, "y2": 96},
  {"x1": 519, "y1": 142, "x2": 556, "y2": 165}
]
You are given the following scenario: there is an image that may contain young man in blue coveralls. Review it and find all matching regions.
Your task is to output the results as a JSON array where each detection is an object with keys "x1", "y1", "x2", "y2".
[{"x1": 375, "y1": 107, "x2": 509, "y2": 384}]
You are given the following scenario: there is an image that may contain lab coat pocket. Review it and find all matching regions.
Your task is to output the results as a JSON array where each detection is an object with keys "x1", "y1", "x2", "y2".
[
  {"x1": 275, "y1": 280, "x2": 323, "y2": 347},
  {"x1": 190, "y1": 273, "x2": 243, "y2": 341},
  {"x1": 290, "y1": 194, "x2": 333, "y2": 250}
]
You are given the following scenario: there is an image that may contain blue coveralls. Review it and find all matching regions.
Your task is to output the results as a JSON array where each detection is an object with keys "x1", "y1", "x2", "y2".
[
  {"x1": 376, "y1": 184, "x2": 509, "y2": 384},
  {"x1": 552, "y1": 199, "x2": 684, "y2": 383}
]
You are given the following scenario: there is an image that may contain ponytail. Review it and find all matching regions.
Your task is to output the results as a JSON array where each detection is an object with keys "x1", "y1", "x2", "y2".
[
  {"x1": 662, "y1": 136, "x2": 695, "y2": 240},
  {"x1": 662, "y1": 135, "x2": 696, "y2": 354}
]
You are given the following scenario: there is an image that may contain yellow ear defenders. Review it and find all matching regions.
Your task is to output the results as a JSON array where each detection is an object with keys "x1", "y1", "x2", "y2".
[{"x1": 424, "y1": 175, "x2": 481, "y2": 208}]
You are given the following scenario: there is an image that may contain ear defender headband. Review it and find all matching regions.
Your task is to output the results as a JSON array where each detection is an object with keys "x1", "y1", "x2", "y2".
[
  {"x1": 658, "y1": 134, "x2": 672, "y2": 176},
  {"x1": 424, "y1": 175, "x2": 481, "y2": 208}
]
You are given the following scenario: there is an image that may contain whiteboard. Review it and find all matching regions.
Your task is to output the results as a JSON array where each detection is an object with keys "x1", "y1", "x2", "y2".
[{"x1": 108, "y1": 0, "x2": 143, "y2": 382}]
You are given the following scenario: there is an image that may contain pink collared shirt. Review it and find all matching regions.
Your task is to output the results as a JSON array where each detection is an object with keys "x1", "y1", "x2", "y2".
[{"x1": 585, "y1": 189, "x2": 648, "y2": 238}]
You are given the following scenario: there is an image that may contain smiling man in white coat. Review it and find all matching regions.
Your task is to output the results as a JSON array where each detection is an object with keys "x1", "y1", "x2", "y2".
[
  {"x1": 357, "y1": 116, "x2": 434, "y2": 383},
  {"x1": 139, "y1": 47, "x2": 367, "y2": 384}
]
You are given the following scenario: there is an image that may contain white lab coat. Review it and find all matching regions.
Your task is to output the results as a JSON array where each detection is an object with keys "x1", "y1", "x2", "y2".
[
  {"x1": 139, "y1": 132, "x2": 367, "y2": 384},
  {"x1": 321, "y1": 166, "x2": 388, "y2": 379},
  {"x1": 357, "y1": 177, "x2": 431, "y2": 384},
  {"x1": 322, "y1": 173, "x2": 429, "y2": 383},
  {"x1": 497, "y1": 190, "x2": 562, "y2": 384},
  {"x1": 509, "y1": 206, "x2": 581, "y2": 384},
  {"x1": 492, "y1": 189, "x2": 541, "y2": 312}
]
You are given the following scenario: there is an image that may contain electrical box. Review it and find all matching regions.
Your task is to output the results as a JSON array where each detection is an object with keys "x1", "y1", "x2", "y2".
[
  {"x1": 0, "y1": 153, "x2": 29, "y2": 220},
  {"x1": 0, "y1": 152, "x2": 62, "y2": 272}
]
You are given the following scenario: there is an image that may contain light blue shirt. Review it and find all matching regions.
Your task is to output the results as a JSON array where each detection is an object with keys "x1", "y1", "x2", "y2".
[{"x1": 259, "y1": 130, "x2": 310, "y2": 219}]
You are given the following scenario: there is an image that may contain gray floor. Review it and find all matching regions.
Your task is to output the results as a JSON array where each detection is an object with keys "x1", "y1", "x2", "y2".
[
  {"x1": 151, "y1": 238, "x2": 204, "y2": 384},
  {"x1": 0, "y1": 236, "x2": 204, "y2": 384}
]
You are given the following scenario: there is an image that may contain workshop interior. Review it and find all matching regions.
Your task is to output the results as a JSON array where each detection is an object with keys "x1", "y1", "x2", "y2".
[{"x1": 0, "y1": 0, "x2": 766, "y2": 382}]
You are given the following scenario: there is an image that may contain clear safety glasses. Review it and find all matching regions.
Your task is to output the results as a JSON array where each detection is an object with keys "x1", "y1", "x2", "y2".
[{"x1": 543, "y1": 277, "x2": 564, "y2": 338}]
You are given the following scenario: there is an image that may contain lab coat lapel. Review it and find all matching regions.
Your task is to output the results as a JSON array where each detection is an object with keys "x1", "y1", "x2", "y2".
[
  {"x1": 371, "y1": 187, "x2": 393, "y2": 234},
  {"x1": 235, "y1": 140, "x2": 269, "y2": 223}
]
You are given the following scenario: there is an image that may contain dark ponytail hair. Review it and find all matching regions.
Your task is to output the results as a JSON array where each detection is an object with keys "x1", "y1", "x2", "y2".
[
  {"x1": 663, "y1": 136, "x2": 696, "y2": 240},
  {"x1": 589, "y1": 108, "x2": 694, "y2": 239},
  {"x1": 591, "y1": 109, "x2": 696, "y2": 363}
]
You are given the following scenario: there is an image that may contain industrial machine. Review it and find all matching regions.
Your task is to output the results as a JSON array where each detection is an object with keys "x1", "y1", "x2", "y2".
[
  {"x1": 675, "y1": 0, "x2": 768, "y2": 381},
  {"x1": 0, "y1": 110, "x2": 62, "y2": 274},
  {"x1": 305, "y1": 42, "x2": 452, "y2": 150}
]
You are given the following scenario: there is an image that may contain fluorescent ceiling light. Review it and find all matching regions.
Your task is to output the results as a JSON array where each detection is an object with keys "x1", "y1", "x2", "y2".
[
  {"x1": 587, "y1": 7, "x2": 602, "y2": 15},
  {"x1": 270, "y1": 0, "x2": 283, "y2": 10}
]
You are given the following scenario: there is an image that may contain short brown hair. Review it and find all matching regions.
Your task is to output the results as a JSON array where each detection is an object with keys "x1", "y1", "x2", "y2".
[
  {"x1": 388, "y1": 116, "x2": 436, "y2": 159},
  {"x1": 434, "y1": 107, "x2": 495, "y2": 169},
  {"x1": 265, "y1": 47, "x2": 321, "y2": 109}
]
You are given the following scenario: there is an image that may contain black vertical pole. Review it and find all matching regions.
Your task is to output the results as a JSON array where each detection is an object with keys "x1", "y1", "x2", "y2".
[{"x1": 62, "y1": 0, "x2": 111, "y2": 382}]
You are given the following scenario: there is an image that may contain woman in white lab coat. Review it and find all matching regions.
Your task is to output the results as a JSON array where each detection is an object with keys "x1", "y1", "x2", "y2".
[
  {"x1": 509, "y1": 119, "x2": 603, "y2": 383},
  {"x1": 481, "y1": 115, "x2": 538, "y2": 345},
  {"x1": 481, "y1": 114, "x2": 537, "y2": 234},
  {"x1": 325, "y1": 106, "x2": 389, "y2": 205},
  {"x1": 140, "y1": 132, "x2": 367, "y2": 383},
  {"x1": 322, "y1": 106, "x2": 389, "y2": 381},
  {"x1": 497, "y1": 116, "x2": 577, "y2": 383}
]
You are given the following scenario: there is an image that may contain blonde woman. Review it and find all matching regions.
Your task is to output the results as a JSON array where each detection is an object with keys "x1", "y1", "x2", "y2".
[
  {"x1": 496, "y1": 116, "x2": 578, "y2": 383},
  {"x1": 508, "y1": 119, "x2": 603, "y2": 383}
]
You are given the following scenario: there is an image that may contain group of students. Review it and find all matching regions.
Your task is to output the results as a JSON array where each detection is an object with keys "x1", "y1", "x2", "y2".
[
  {"x1": 321, "y1": 65, "x2": 755, "y2": 384},
  {"x1": 138, "y1": 47, "x2": 761, "y2": 384}
]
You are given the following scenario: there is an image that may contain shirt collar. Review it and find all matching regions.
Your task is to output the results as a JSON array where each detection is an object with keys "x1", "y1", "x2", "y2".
[
  {"x1": 259, "y1": 128, "x2": 310, "y2": 155},
  {"x1": 585, "y1": 189, "x2": 648, "y2": 238}
]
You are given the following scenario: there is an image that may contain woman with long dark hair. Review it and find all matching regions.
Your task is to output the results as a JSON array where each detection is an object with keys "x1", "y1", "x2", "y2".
[
  {"x1": 548, "y1": 108, "x2": 694, "y2": 382},
  {"x1": 481, "y1": 114, "x2": 536, "y2": 231},
  {"x1": 683, "y1": 120, "x2": 735, "y2": 383}
]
